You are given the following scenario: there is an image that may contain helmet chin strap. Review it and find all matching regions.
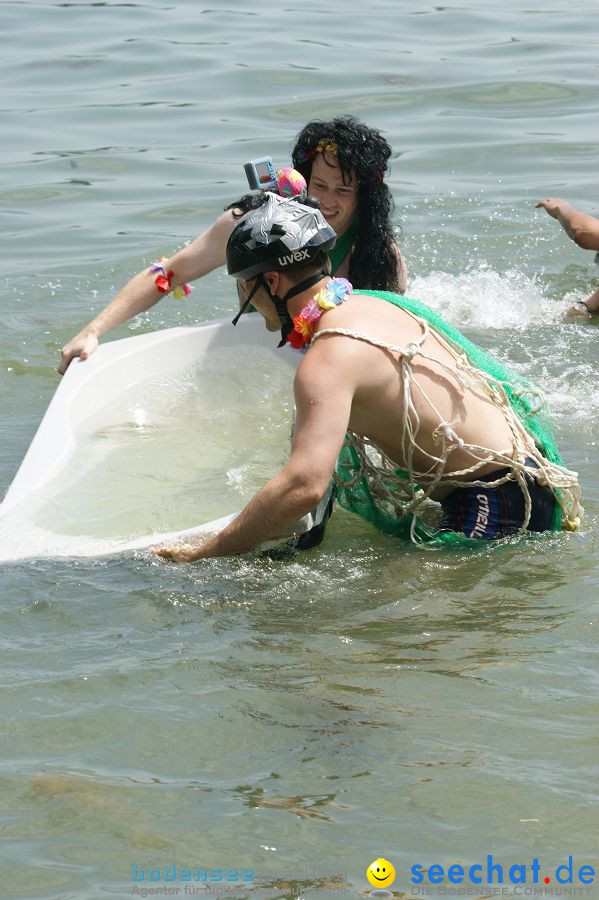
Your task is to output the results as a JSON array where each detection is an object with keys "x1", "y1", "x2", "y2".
[
  {"x1": 268, "y1": 268, "x2": 329, "y2": 347},
  {"x1": 231, "y1": 277, "x2": 264, "y2": 327}
]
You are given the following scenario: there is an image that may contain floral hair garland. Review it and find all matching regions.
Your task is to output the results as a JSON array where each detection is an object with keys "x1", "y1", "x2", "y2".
[
  {"x1": 150, "y1": 258, "x2": 192, "y2": 300},
  {"x1": 296, "y1": 140, "x2": 338, "y2": 163},
  {"x1": 287, "y1": 277, "x2": 353, "y2": 351},
  {"x1": 295, "y1": 139, "x2": 384, "y2": 182}
]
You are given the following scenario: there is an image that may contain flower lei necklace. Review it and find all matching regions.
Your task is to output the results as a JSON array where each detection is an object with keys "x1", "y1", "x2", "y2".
[{"x1": 287, "y1": 277, "x2": 353, "y2": 351}]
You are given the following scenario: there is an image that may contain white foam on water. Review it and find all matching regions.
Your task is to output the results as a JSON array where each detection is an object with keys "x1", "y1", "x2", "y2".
[{"x1": 410, "y1": 265, "x2": 571, "y2": 330}]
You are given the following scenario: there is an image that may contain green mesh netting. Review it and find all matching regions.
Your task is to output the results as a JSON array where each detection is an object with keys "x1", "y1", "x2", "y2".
[{"x1": 334, "y1": 291, "x2": 568, "y2": 547}]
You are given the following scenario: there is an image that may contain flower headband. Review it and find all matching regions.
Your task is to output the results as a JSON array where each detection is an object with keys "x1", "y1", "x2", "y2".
[
  {"x1": 296, "y1": 140, "x2": 338, "y2": 163},
  {"x1": 296, "y1": 139, "x2": 384, "y2": 182},
  {"x1": 315, "y1": 140, "x2": 339, "y2": 156}
]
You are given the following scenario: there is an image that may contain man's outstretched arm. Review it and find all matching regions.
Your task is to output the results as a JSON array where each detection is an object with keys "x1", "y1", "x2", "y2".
[{"x1": 58, "y1": 209, "x2": 237, "y2": 374}]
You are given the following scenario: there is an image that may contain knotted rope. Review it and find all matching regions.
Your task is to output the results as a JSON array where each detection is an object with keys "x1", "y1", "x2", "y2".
[{"x1": 312, "y1": 313, "x2": 582, "y2": 543}]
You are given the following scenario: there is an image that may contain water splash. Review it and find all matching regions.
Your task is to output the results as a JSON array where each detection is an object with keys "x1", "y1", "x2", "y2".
[{"x1": 410, "y1": 265, "x2": 571, "y2": 330}]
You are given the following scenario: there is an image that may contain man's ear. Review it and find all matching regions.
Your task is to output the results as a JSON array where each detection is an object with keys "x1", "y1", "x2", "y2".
[{"x1": 263, "y1": 270, "x2": 281, "y2": 296}]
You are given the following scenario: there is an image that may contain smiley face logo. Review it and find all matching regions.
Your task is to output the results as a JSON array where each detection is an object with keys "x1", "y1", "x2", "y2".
[{"x1": 366, "y1": 858, "x2": 395, "y2": 889}]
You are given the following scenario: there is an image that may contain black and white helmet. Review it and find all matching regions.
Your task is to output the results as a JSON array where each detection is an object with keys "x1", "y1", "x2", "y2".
[{"x1": 226, "y1": 193, "x2": 336, "y2": 281}]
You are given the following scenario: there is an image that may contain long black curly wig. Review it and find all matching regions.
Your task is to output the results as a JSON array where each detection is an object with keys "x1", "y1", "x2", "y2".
[
  {"x1": 291, "y1": 116, "x2": 400, "y2": 292},
  {"x1": 225, "y1": 116, "x2": 401, "y2": 292}
]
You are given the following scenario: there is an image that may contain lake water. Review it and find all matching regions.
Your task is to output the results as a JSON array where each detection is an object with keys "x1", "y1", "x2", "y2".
[{"x1": 1, "y1": 1, "x2": 598, "y2": 898}]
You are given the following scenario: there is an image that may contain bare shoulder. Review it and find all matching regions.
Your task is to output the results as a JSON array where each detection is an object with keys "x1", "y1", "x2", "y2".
[
  {"x1": 320, "y1": 290, "x2": 424, "y2": 351},
  {"x1": 295, "y1": 321, "x2": 367, "y2": 391},
  {"x1": 292, "y1": 347, "x2": 358, "y2": 429}
]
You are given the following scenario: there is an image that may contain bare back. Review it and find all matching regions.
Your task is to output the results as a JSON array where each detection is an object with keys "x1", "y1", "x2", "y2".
[{"x1": 306, "y1": 292, "x2": 522, "y2": 492}]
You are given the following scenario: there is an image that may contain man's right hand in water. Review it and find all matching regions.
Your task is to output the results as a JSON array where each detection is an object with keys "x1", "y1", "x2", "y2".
[{"x1": 58, "y1": 332, "x2": 99, "y2": 375}]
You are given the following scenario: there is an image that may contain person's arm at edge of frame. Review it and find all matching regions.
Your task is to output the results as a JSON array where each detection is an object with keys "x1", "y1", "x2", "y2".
[
  {"x1": 536, "y1": 199, "x2": 599, "y2": 316},
  {"x1": 57, "y1": 208, "x2": 239, "y2": 374},
  {"x1": 391, "y1": 242, "x2": 408, "y2": 294},
  {"x1": 153, "y1": 347, "x2": 355, "y2": 562},
  {"x1": 571, "y1": 284, "x2": 599, "y2": 316},
  {"x1": 535, "y1": 198, "x2": 599, "y2": 251}
]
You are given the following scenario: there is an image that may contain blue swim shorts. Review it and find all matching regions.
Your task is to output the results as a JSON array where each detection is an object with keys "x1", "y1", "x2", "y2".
[{"x1": 438, "y1": 459, "x2": 556, "y2": 540}]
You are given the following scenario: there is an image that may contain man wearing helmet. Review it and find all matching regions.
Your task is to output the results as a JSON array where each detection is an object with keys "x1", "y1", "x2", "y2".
[
  {"x1": 154, "y1": 194, "x2": 569, "y2": 562},
  {"x1": 58, "y1": 116, "x2": 406, "y2": 375}
]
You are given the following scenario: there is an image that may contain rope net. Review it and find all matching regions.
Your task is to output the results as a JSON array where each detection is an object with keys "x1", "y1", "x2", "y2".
[{"x1": 313, "y1": 291, "x2": 582, "y2": 547}]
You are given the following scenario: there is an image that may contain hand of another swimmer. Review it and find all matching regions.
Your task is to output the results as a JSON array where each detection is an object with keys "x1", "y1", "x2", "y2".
[
  {"x1": 152, "y1": 542, "x2": 204, "y2": 563},
  {"x1": 58, "y1": 332, "x2": 99, "y2": 375},
  {"x1": 565, "y1": 302, "x2": 599, "y2": 320},
  {"x1": 535, "y1": 198, "x2": 563, "y2": 220},
  {"x1": 564, "y1": 304, "x2": 588, "y2": 319}
]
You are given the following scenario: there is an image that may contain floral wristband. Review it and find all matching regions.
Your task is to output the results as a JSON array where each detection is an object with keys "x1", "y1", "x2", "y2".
[{"x1": 150, "y1": 258, "x2": 192, "y2": 300}]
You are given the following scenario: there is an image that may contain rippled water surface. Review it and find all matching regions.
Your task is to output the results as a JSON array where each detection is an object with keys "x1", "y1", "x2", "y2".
[{"x1": 1, "y1": 1, "x2": 598, "y2": 898}]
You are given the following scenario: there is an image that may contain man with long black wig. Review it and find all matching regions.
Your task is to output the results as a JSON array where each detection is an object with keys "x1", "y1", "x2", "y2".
[
  {"x1": 293, "y1": 116, "x2": 405, "y2": 293},
  {"x1": 58, "y1": 116, "x2": 407, "y2": 374}
]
